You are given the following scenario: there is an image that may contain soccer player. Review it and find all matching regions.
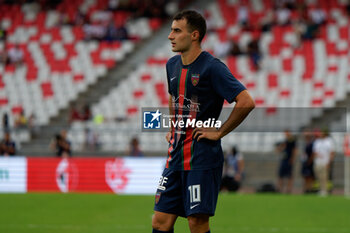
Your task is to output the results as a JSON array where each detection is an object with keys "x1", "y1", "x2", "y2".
[
  {"x1": 152, "y1": 10, "x2": 255, "y2": 233},
  {"x1": 276, "y1": 129, "x2": 297, "y2": 193}
]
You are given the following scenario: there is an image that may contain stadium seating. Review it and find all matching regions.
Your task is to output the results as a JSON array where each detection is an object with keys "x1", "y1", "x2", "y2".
[
  {"x1": 71, "y1": 0, "x2": 349, "y2": 153},
  {"x1": 0, "y1": 0, "x2": 161, "y2": 145},
  {"x1": 1, "y1": 0, "x2": 348, "y2": 154}
]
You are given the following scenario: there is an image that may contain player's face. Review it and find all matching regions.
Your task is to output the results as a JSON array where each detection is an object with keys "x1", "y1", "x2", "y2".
[{"x1": 168, "y1": 19, "x2": 193, "y2": 53}]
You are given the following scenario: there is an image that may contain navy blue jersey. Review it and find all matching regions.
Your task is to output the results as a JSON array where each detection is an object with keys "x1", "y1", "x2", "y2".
[
  {"x1": 282, "y1": 137, "x2": 296, "y2": 162},
  {"x1": 165, "y1": 51, "x2": 246, "y2": 170}
]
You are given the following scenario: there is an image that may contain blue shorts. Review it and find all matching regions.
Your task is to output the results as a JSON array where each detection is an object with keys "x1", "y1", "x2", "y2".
[{"x1": 154, "y1": 166, "x2": 223, "y2": 218}]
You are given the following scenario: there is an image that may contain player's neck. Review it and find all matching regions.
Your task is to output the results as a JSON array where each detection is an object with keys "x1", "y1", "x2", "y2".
[{"x1": 181, "y1": 45, "x2": 202, "y2": 66}]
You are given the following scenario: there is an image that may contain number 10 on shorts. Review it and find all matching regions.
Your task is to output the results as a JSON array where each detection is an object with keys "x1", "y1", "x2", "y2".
[{"x1": 188, "y1": 185, "x2": 201, "y2": 203}]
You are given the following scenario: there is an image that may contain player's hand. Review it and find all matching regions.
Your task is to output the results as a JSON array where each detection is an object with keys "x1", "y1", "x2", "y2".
[
  {"x1": 166, "y1": 131, "x2": 172, "y2": 143},
  {"x1": 192, "y1": 127, "x2": 221, "y2": 142}
]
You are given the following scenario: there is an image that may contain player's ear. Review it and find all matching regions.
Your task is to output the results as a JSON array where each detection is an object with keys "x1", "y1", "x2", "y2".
[{"x1": 191, "y1": 30, "x2": 200, "y2": 41}]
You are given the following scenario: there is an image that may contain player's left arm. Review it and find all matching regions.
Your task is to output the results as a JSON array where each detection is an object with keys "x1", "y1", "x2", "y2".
[{"x1": 193, "y1": 90, "x2": 255, "y2": 141}]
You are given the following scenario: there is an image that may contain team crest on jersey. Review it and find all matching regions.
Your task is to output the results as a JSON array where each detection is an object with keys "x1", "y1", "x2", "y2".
[
  {"x1": 191, "y1": 74, "x2": 200, "y2": 86},
  {"x1": 155, "y1": 192, "x2": 161, "y2": 204}
]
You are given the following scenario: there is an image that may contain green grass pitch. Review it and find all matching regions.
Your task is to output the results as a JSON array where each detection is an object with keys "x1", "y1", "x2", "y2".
[{"x1": 0, "y1": 193, "x2": 349, "y2": 233}]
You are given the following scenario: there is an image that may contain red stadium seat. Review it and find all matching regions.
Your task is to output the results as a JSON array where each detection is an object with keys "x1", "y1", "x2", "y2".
[
  {"x1": 313, "y1": 82, "x2": 324, "y2": 89},
  {"x1": 280, "y1": 89, "x2": 291, "y2": 98},
  {"x1": 133, "y1": 90, "x2": 144, "y2": 99},
  {"x1": 41, "y1": 82, "x2": 54, "y2": 98},
  {"x1": 312, "y1": 98, "x2": 323, "y2": 106},
  {"x1": 127, "y1": 106, "x2": 138, "y2": 115},
  {"x1": 324, "y1": 89, "x2": 334, "y2": 98},
  {"x1": 147, "y1": 57, "x2": 168, "y2": 65},
  {"x1": 73, "y1": 74, "x2": 84, "y2": 82},
  {"x1": 141, "y1": 74, "x2": 152, "y2": 82},
  {"x1": 154, "y1": 82, "x2": 168, "y2": 106},
  {"x1": 328, "y1": 66, "x2": 338, "y2": 72},
  {"x1": 149, "y1": 18, "x2": 163, "y2": 31},
  {"x1": 0, "y1": 76, "x2": 5, "y2": 89},
  {"x1": 266, "y1": 106, "x2": 277, "y2": 115},
  {"x1": 0, "y1": 98, "x2": 8, "y2": 106},
  {"x1": 12, "y1": 105, "x2": 23, "y2": 115},
  {"x1": 5, "y1": 65, "x2": 16, "y2": 73},
  {"x1": 26, "y1": 69, "x2": 38, "y2": 82},
  {"x1": 282, "y1": 58, "x2": 293, "y2": 72},
  {"x1": 268, "y1": 74, "x2": 278, "y2": 89},
  {"x1": 254, "y1": 97, "x2": 265, "y2": 106},
  {"x1": 245, "y1": 81, "x2": 256, "y2": 89}
]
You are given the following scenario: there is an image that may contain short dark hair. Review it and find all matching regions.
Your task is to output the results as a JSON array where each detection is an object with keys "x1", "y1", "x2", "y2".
[{"x1": 173, "y1": 10, "x2": 207, "y2": 42}]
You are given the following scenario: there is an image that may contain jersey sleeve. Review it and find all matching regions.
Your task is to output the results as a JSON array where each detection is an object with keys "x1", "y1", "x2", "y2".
[
  {"x1": 166, "y1": 61, "x2": 171, "y2": 95},
  {"x1": 210, "y1": 58, "x2": 246, "y2": 103}
]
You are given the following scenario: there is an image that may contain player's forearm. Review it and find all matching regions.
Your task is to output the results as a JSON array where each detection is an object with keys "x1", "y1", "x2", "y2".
[
  {"x1": 238, "y1": 160, "x2": 244, "y2": 173},
  {"x1": 217, "y1": 92, "x2": 255, "y2": 139}
]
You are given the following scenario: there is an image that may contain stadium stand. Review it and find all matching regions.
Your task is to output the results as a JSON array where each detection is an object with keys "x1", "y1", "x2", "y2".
[
  {"x1": 0, "y1": 0, "x2": 349, "y2": 155},
  {"x1": 66, "y1": 0, "x2": 349, "y2": 153},
  {"x1": 0, "y1": 0, "x2": 171, "y2": 150}
]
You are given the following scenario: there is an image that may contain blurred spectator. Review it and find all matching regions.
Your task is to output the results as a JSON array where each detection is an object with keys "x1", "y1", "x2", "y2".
[
  {"x1": 2, "y1": 113, "x2": 9, "y2": 132},
  {"x1": 28, "y1": 114, "x2": 39, "y2": 138},
  {"x1": 221, "y1": 146, "x2": 244, "y2": 192},
  {"x1": 74, "y1": 10, "x2": 88, "y2": 26},
  {"x1": 69, "y1": 104, "x2": 81, "y2": 122},
  {"x1": 237, "y1": 3, "x2": 249, "y2": 28},
  {"x1": 14, "y1": 110, "x2": 28, "y2": 129},
  {"x1": 204, "y1": 10, "x2": 215, "y2": 32},
  {"x1": 276, "y1": 6, "x2": 291, "y2": 26},
  {"x1": 39, "y1": 0, "x2": 62, "y2": 10},
  {"x1": 0, "y1": 131, "x2": 16, "y2": 156},
  {"x1": 296, "y1": 2, "x2": 308, "y2": 19},
  {"x1": 114, "y1": 20, "x2": 129, "y2": 41},
  {"x1": 230, "y1": 41, "x2": 242, "y2": 56},
  {"x1": 282, "y1": 0, "x2": 296, "y2": 10},
  {"x1": 276, "y1": 130, "x2": 297, "y2": 193},
  {"x1": 301, "y1": 18, "x2": 320, "y2": 40},
  {"x1": 105, "y1": 19, "x2": 129, "y2": 41},
  {"x1": 8, "y1": 44, "x2": 24, "y2": 66},
  {"x1": 295, "y1": 5, "x2": 325, "y2": 42},
  {"x1": 131, "y1": 0, "x2": 168, "y2": 19},
  {"x1": 84, "y1": 128, "x2": 99, "y2": 151},
  {"x1": 260, "y1": 9, "x2": 274, "y2": 32},
  {"x1": 0, "y1": 48, "x2": 9, "y2": 65},
  {"x1": 346, "y1": 2, "x2": 350, "y2": 17},
  {"x1": 247, "y1": 38, "x2": 261, "y2": 70},
  {"x1": 93, "y1": 114, "x2": 104, "y2": 125},
  {"x1": 50, "y1": 130, "x2": 72, "y2": 158},
  {"x1": 301, "y1": 131, "x2": 315, "y2": 193},
  {"x1": 213, "y1": 40, "x2": 232, "y2": 58},
  {"x1": 81, "y1": 104, "x2": 92, "y2": 121},
  {"x1": 83, "y1": 21, "x2": 107, "y2": 41},
  {"x1": 0, "y1": 27, "x2": 6, "y2": 41},
  {"x1": 108, "y1": 0, "x2": 119, "y2": 11},
  {"x1": 105, "y1": 20, "x2": 117, "y2": 41},
  {"x1": 128, "y1": 137, "x2": 144, "y2": 157},
  {"x1": 58, "y1": 11, "x2": 71, "y2": 25},
  {"x1": 312, "y1": 129, "x2": 335, "y2": 196},
  {"x1": 292, "y1": 18, "x2": 306, "y2": 47},
  {"x1": 309, "y1": 6, "x2": 326, "y2": 25},
  {"x1": 94, "y1": 10, "x2": 113, "y2": 23}
]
